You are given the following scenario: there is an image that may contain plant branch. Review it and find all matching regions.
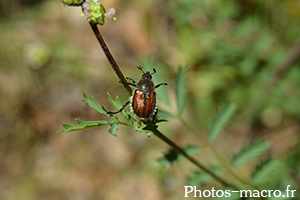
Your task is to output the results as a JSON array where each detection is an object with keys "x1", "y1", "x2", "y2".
[
  {"x1": 179, "y1": 117, "x2": 259, "y2": 190},
  {"x1": 150, "y1": 124, "x2": 239, "y2": 190},
  {"x1": 89, "y1": 23, "x2": 132, "y2": 95}
]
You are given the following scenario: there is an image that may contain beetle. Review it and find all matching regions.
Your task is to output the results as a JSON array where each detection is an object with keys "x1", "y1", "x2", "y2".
[{"x1": 107, "y1": 66, "x2": 167, "y2": 121}]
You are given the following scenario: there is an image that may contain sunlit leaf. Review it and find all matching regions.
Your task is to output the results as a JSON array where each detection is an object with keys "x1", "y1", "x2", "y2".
[
  {"x1": 82, "y1": 92, "x2": 105, "y2": 113},
  {"x1": 58, "y1": 119, "x2": 109, "y2": 133},
  {"x1": 82, "y1": 92, "x2": 118, "y2": 120},
  {"x1": 107, "y1": 93, "x2": 123, "y2": 110},
  {"x1": 108, "y1": 121, "x2": 119, "y2": 136}
]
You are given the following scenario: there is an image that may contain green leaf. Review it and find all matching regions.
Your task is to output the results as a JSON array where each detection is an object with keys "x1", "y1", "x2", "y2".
[
  {"x1": 175, "y1": 66, "x2": 188, "y2": 115},
  {"x1": 186, "y1": 165, "x2": 223, "y2": 186},
  {"x1": 251, "y1": 158, "x2": 281, "y2": 186},
  {"x1": 156, "y1": 145, "x2": 200, "y2": 168},
  {"x1": 178, "y1": 145, "x2": 201, "y2": 162},
  {"x1": 107, "y1": 93, "x2": 123, "y2": 110},
  {"x1": 82, "y1": 92, "x2": 118, "y2": 120},
  {"x1": 208, "y1": 103, "x2": 236, "y2": 142},
  {"x1": 142, "y1": 58, "x2": 170, "y2": 105},
  {"x1": 130, "y1": 120, "x2": 151, "y2": 136},
  {"x1": 231, "y1": 140, "x2": 270, "y2": 166},
  {"x1": 107, "y1": 93, "x2": 130, "y2": 119},
  {"x1": 156, "y1": 109, "x2": 174, "y2": 120},
  {"x1": 58, "y1": 119, "x2": 109, "y2": 133},
  {"x1": 108, "y1": 121, "x2": 119, "y2": 136},
  {"x1": 82, "y1": 92, "x2": 105, "y2": 114}
]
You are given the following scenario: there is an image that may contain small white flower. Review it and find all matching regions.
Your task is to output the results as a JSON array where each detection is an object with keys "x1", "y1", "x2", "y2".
[
  {"x1": 82, "y1": 2, "x2": 90, "y2": 9},
  {"x1": 105, "y1": 7, "x2": 116, "y2": 20}
]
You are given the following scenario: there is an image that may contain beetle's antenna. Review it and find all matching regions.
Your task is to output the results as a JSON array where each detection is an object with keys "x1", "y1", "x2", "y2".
[
  {"x1": 137, "y1": 66, "x2": 145, "y2": 74},
  {"x1": 151, "y1": 68, "x2": 156, "y2": 75}
]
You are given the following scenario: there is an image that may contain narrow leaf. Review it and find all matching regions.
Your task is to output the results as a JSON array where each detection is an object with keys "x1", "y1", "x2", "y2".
[
  {"x1": 156, "y1": 109, "x2": 174, "y2": 120},
  {"x1": 107, "y1": 93, "x2": 123, "y2": 110},
  {"x1": 156, "y1": 145, "x2": 200, "y2": 168},
  {"x1": 208, "y1": 103, "x2": 236, "y2": 142},
  {"x1": 107, "y1": 93, "x2": 129, "y2": 119},
  {"x1": 82, "y1": 92, "x2": 105, "y2": 113},
  {"x1": 251, "y1": 158, "x2": 281, "y2": 186},
  {"x1": 178, "y1": 145, "x2": 201, "y2": 162},
  {"x1": 232, "y1": 140, "x2": 270, "y2": 166},
  {"x1": 82, "y1": 92, "x2": 119, "y2": 120},
  {"x1": 186, "y1": 165, "x2": 223, "y2": 186},
  {"x1": 58, "y1": 119, "x2": 109, "y2": 133},
  {"x1": 130, "y1": 120, "x2": 150, "y2": 135},
  {"x1": 175, "y1": 67, "x2": 188, "y2": 115}
]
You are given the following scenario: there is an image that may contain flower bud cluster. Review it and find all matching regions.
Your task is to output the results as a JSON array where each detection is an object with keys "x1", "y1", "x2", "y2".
[
  {"x1": 60, "y1": 0, "x2": 116, "y2": 25},
  {"x1": 82, "y1": 0, "x2": 116, "y2": 25}
]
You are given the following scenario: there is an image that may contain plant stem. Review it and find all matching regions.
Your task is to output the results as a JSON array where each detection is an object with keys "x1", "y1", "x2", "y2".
[
  {"x1": 89, "y1": 23, "x2": 133, "y2": 95},
  {"x1": 89, "y1": 22, "x2": 238, "y2": 190},
  {"x1": 179, "y1": 117, "x2": 259, "y2": 190},
  {"x1": 151, "y1": 125, "x2": 239, "y2": 190}
]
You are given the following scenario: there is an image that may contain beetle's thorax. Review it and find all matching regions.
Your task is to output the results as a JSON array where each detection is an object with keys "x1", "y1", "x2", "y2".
[{"x1": 136, "y1": 78, "x2": 155, "y2": 92}]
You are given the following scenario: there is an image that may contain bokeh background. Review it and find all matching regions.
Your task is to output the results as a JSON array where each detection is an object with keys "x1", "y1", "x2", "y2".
[{"x1": 1, "y1": 0, "x2": 300, "y2": 199}]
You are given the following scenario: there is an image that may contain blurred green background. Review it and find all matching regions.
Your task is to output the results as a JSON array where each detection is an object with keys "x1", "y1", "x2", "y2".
[{"x1": 1, "y1": 0, "x2": 300, "y2": 199}]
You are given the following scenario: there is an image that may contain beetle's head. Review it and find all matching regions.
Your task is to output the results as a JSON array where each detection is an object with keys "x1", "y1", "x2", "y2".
[
  {"x1": 142, "y1": 71, "x2": 152, "y2": 80},
  {"x1": 137, "y1": 66, "x2": 156, "y2": 80}
]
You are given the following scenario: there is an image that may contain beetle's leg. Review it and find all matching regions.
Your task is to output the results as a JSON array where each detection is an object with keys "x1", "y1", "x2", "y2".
[
  {"x1": 126, "y1": 77, "x2": 136, "y2": 85},
  {"x1": 155, "y1": 83, "x2": 168, "y2": 89},
  {"x1": 119, "y1": 81, "x2": 136, "y2": 87},
  {"x1": 107, "y1": 101, "x2": 130, "y2": 114}
]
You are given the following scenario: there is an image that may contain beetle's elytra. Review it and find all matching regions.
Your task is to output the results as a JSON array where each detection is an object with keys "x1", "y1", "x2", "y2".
[
  {"x1": 131, "y1": 89, "x2": 156, "y2": 119},
  {"x1": 108, "y1": 66, "x2": 167, "y2": 121}
]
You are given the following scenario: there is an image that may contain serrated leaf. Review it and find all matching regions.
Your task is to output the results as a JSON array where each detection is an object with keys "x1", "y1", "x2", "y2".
[
  {"x1": 156, "y1": 145, "x2": 200, "y2": 168},
  {"x1": 108, "y1": 121, "x2": 119, "y2": 136},
  {"x1": 130, "y1": 120, "x2": 150, "y2": 135},
  {"x1": 232, "y1": 140, "x2": 270, "y2": 166},
  {"x1": 107, "y1": 93, "x2": 123, "y2": 110},
  {"x1": 82, "y1": 92, "x2": 105, "y2": 114},
  {"x1": 107, "y1": 93, "x2": 130, "y2": 119},
  {"x1": 251, "y1": 158, "x2": 281, "y2": 186},
  {"x1": 186, "y1": 165, "x2": 223, "y2": 186},
  {"x1": 142, "y1": 58, "x2": 170, "y2": 105},
  {"x1": 58, "y1": 119, "x2": 109, "y2": 133},
  {"x1": 175, "y1": 66, "x2": 188, "y2": 115},
  {"x1": 82, "y1": 92, "x2": 119, "y2": 120},
  {"x1": 208, "y1": 103, "x2": 236, "y2": 142}
]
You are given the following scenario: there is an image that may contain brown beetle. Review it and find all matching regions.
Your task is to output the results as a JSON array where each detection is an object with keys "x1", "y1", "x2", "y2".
[{"x1": 108, "y1": 66, "x2": 167, "y2": 121}]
